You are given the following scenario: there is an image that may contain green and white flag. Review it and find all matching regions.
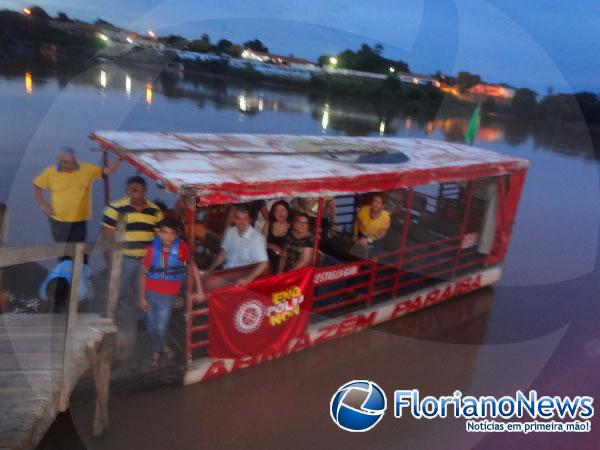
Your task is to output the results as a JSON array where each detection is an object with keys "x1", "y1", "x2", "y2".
[{"x1": 465, "y1": 105, "x2": 481, "y2": 145}]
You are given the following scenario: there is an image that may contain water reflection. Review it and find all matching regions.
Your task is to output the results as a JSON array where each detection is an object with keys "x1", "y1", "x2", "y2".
[
  {"x1": 379, "y1": 118, "x2": 385, "y2": 136},
  {"x1": 99, "y1": 70, "x2": 107, "y2": 89},
  {"x1": 5, "y1": 62, "x2": 597, "y2": 160},
  {"x1": 145, "y1": 81, "x2": 152, "y2": 106},
  {"x1": 125, "y1": 75, "x2": 132, "y2": 97},
  {"x1": 321, "y1": 103, "x2": 330, "y2": 131},
  {"x1": 24, "y1": 71, "x2": 32, "y2": 95},
  {"x1": 425, "y1": 121, "x2": 434, "y2": 134},
  {"x1": 237, "y1": 90, "x2": 265, "y2": 114},
  {"x1": 238, "y1": 91, "x2": 247, "y2": 112}
]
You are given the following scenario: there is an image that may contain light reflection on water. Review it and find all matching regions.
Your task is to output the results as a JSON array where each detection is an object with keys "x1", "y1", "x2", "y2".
[
  {"x1": 0, "y1": 63, "x2": 598, "y2": 289},
  {"x1": 24, "y1": 71, "x2": 32, "y2": 95},
  {"x1": 145, "y1": 81, "x2": 152, "y2": 106}
]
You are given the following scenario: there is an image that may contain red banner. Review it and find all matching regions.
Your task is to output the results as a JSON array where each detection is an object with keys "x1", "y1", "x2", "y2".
[{"x1": 208, "y1": 267, "x2": 315, "y2": 358}]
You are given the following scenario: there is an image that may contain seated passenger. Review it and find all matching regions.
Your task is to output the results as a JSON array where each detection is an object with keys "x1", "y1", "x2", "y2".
[
  {"x1": 193, "y1": 221, "x2": 222, "y2": 270},
  {"x1": 385, "y1": 189, "x2": 406, "y2": 215},
  {"x1": 295, "y1": 197, "x2": 336, "y2": 237},
  {"x1": 42, "y1": 278, "x2": 75, "y2": 313},
  {"x1": 262, "y1": 200, "x2": 291, "y2": 272},
  {"x1": 279, "y1": 213, "x2": 314, "y2": 273},
  {"x1": 254, "y1": 197, "x2": 294, "y2": 232},
  {"x1": 224, "y1": 201, "x2": 265, "y2": 231},
  {"x1": 38, "y1": 260, "x2": 92, "y2": 312},
  {"x1": 206, "y1": 205, "x2": 269, "y2": 286},
  {"x1": 352, "y1": 192, "x2": 391, "y2": 257},
  {"x1": 154, "y1": 198, "x2": 186, "y2": 221}
]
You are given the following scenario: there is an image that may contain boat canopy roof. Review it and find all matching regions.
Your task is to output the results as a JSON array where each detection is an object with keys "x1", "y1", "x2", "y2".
[{"x1": 91, "y1": 132, "x2": 529, "y2": 205}]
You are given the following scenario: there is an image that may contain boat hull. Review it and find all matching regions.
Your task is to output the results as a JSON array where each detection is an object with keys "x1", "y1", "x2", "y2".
[{"x1": 184, "y1": 266, "x2": 501, "y2": 385}]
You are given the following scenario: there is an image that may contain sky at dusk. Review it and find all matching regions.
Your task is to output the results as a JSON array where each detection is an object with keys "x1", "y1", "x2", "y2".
[{"x1": 1, "y1": 0, "x2": 598, "y2": 94}]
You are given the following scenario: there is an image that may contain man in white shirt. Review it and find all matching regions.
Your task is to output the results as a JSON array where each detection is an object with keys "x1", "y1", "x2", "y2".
[{"x1": 206, "y1": 205, "x2": 269, "y2": 286}]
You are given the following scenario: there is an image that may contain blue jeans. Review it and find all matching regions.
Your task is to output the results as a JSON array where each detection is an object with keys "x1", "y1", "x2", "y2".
[
  {"x1": 118, "y1": 256, "x2": 143, "y2": 317},
  {"x1": 145, "y1": 290, "x2": 174, "y2": 354}
]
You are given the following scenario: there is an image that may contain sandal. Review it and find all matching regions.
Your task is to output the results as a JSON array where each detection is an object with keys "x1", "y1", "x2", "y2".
[{"x1": 163, "y1": 346, "x2": 175, "y2": 360}]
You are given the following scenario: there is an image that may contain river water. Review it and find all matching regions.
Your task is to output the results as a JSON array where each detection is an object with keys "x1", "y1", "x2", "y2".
[{"x1": 2, "y1": 63, "x2": 599, "y2": 449}]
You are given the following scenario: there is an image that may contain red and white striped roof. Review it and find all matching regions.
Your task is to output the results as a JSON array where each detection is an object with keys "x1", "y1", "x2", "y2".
[{"x1": 91, "y1": 132, "x2": 529, "y2": 204}]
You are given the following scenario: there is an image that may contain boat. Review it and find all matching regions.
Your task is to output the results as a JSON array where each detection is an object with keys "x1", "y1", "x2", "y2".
[{"x1": 90, "y1": 132, "x2": 529, "y2": 384}]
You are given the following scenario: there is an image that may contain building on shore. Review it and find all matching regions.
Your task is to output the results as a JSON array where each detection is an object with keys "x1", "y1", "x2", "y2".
[
  {"x1": 240, "y1": 49, "x2": 316, "y2": 70},
  {"x1": 396, "y1": 71, "x2": 441, "y2": 87},
  {"x1": 467, "y1": 83, "x2": 515, "y2": 105}
]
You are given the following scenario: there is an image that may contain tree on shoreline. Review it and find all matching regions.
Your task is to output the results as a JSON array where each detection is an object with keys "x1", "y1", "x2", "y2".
[
  {"x1": 454, "y1": 71, "x2": 481, "y2": 92},
  {"x1": 56, "y1": 12, "x2": 72, "y2": 22},
  {"x1": 243, "y1": 39, "x2": 268, "y2": 53},
  {"x1": 28, "y1": 6, "x2": 50, "y2": 19},
  {"x1": 188, "y1": 34, "x2": 212, "y2": 53},
  {"x1": 216, "y1": 39, "x2": 242, "y2": 57},
  {"x1": 511, "y1": 88, "x2": 537, "y2": 117},
  {"x1": 159, "y1": 34, "x2": 189, "y2": 50},
  {"x1": 318, "y1": 44, "x2": 409, "y2": 74}
]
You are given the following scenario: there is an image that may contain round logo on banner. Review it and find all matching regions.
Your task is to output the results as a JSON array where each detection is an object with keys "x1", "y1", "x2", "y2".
[{"x1": 234, "y1": 300, "x2": 264, "y2": 334}]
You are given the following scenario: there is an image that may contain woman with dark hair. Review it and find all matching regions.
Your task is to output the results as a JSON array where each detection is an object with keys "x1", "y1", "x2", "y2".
[
  {"x1": 279, "y1": 212, "x2": 314, "y2": 273},
  {"x1": 261, "y1": 200, "x2": 291, "y2": 271}
]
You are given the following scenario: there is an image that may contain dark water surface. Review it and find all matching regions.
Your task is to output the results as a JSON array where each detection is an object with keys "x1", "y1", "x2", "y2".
[{"x1": 2, "y1": 64, "x2": 599, "y2": 449}]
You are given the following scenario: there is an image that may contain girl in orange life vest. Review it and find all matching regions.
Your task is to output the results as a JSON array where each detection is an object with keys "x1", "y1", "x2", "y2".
[{"x1": 139, "y1": 217, "x2": 205, "y2": 368}]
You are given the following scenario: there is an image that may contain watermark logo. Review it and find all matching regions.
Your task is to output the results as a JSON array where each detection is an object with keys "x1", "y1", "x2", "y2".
[
  {"x1": 330, "y1": 380, "x2": 387, "y2": 432},
  {"x1": 330, "y1": 385, "x2": 594, "y2": 434},
  {"x1": 393, "y1": 389, "x2": 593, "y2": 434}
]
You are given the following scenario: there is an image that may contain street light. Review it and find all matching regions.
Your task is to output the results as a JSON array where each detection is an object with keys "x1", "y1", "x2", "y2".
[
  {"x1": 389, "y1": 67, "x2": 395, "y2": 73},
  {"x1": 23, "y1": 8, "x2": 32, "y2": 16},
  {"x1": 97, "y1": 33, "x2": 109, "y2": 42},
  {"x1": 329, "y1": 57, "x2": 338, "y2": 66},
  {"x1": 148, "y1": 30, "x2": 157, "y2": 38}
]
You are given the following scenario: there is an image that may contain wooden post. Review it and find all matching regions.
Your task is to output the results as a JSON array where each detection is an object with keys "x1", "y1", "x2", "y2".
[
  {"x1": 88, "y1": 332, "x2": 116, "y2": 436},
  {"x1": 0, "y1": 203, "x2": 7, "y2": 244},
  {"x1": 102, "y1": 150, "x2": 110, "y2": 206},
  {"x1": 0, "y1": 203, "x2": 7, "y2": 294},
  {"x1": 104, "y1": 215, "x2": 126, "y2": 319},
  {"x1": 60, "y1": 242, "x2": 85, "y2": 411}
]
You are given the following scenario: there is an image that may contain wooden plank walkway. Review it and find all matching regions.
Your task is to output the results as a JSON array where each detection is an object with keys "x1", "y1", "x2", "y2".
[
  {"x1": 0, "y1": 314, "x2": 117, "y2": 450},
  {"x1": 0, "y1": 209, "x2": 131, "y2": 449}
]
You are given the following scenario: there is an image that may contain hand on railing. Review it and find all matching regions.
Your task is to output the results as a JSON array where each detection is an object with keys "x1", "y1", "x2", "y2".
[
  {"x1": 190, "y1": 291, "x2": 206, "y2": 304},
  {"x1": 235, "y1": 277, "x2": 251, "y2": 287}
]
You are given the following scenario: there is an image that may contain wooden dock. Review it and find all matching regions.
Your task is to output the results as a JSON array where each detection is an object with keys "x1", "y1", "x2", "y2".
[
  {"x1": 0, "y1": 314, "x2": 116, "y2": 450},
  {"x1": 0, "y1": 211, "x2": 129, "y2": 450}
]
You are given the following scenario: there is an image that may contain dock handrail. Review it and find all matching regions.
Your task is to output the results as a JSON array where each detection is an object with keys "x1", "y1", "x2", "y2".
[
  {"x1": 0, "y1": 212, "x2": 130, "y2": 445},
  {"x1": 0, "y1": 219, "x2": 129, "y2": 319}
]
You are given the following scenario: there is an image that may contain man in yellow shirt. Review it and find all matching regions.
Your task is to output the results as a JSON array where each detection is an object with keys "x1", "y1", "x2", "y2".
[
  {"x1": 352, "y1": 192, "x2": 391, "y2": 258},
  {"x1": 33, "y1": 147, "x2": 120, "y2": 247}
]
